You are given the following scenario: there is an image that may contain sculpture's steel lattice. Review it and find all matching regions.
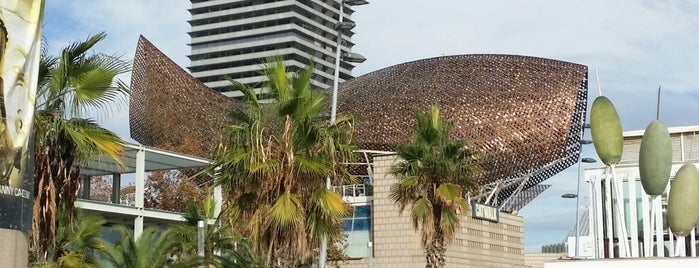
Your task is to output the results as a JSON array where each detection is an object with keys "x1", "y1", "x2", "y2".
[
  {"x1": 337, "y1": 55, "x2": 588, "y2": 205},
  {"x1": 130, "y1": 36, "x2": 243, "y2": 156},
  {"x1": 130, "y1": 37, "x2": 588, "y2": 207}
]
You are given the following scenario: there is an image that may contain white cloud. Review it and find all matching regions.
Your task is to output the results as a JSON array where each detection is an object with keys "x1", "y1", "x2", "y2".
[{"x1": 351, "y1": 0, "x2": 699, "y2": 94}]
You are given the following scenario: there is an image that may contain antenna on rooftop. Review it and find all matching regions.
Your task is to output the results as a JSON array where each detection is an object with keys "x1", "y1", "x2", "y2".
[
  {"x1": 595, "y1": 68, "x2": 603, "y2": 96},
  {"x1": 656, "y1": 84, "x2": 662, "y2": 120}
]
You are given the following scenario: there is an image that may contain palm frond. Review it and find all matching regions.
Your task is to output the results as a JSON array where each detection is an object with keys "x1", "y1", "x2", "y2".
[
  {"x1": 263, "y1": 55, "x2": 289, "y2": 102},
  {"x1": 436, "y1": 183, "x2": 462, "y2": 204},
  {"x1": 61, "y1": 118, "x2": 125, "y2": 166},
  {"x1": 225, "y1": 76, "x2": 260, "y2": 110},
  {"x1": 307, "y1": 188, "x2": 349, "y2": 241},
  {"x1": 411, "y1": 197, "x2": 434, "y2": 230},
  {"x1": 269, "y1": 193, "x2": 303, "y2": 230},
  {"x1": 63, "y1": 32, "x2": 106, "y2": 63},
  {"x1": 439, "y1": 209, "x2": 461, "y2": 242},
  {"x1": 295, "y1": 156, "x2": 332, "y2": 175}
]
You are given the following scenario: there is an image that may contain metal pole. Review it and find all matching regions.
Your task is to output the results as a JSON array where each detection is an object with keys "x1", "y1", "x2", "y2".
[
  {"x1": 198, "y1": 220, "x2": 206, "y2": 268},
  {"x1": 574, "y1": 116, "x2": 587, "y2": 258},
  {"x1": 321, "y1": 2, "x2": 344, "y2": 267},
  {"x1": 367, "y1": 241, "x2": 373, "y2": 268},
  {"x1": 656, "y1": 84, "x2": 661, "y2": 120},
  {"x1": 574, "y1": 154, "x2": 582, "y2": 258},
  {"x1": 329, "y1": 1, "x2": 344, "y2": 124}
]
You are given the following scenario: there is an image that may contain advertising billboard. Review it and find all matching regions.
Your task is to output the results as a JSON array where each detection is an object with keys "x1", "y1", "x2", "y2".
[{"x1": 0, "y1": 0, "x2": 44, "y2": 231}]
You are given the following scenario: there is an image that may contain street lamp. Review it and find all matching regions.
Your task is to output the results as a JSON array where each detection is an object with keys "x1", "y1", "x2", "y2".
[
  {"x1": 342, "y1": 52, "x2": 367, "y2": 63},
  {"x1": 572, "y1": 126, "x2": 597, "y2": 258},
  {"x1": 561, "y1": 193, "x2": 578, "y2": 199},
  {"x1": 321, "y1": 1, "x2": 368, "y2": 268},
  {"x1": 581, "y1": 157, "x2": 597, "y2": 163},
  {"x1": 329, "y1": 0, "x2": 368, "y2": 124}
]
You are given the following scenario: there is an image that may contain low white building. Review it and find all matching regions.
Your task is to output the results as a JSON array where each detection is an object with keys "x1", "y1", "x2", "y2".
[
  {"x1": 77, "y1": 143, "x2": 220, "y2": 238},
  {"x1": 581, "y1": 125, "x2": 699, "y2": 259}
]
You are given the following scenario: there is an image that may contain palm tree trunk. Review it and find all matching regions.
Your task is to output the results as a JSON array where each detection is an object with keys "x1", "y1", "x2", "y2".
[
  {"x1": 31, "y1": 149, "x2": 82, "y2": 259},
  {"x1": 273, "y1": 247, "x2": 296, "y2": 268},
  {"x1": 425, "y1": 227, "x2": 447, "y2": 268},
  {"x1": 32, "y1": 152, "x2": 56, "y2": 259},
  {"x1": 425, "y1": 205, "x2": 447, "y2": 268}
]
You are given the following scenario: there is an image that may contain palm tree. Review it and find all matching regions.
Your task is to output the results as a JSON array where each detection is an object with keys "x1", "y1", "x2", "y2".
[
  {"x1": 31, "y1": 208, "x2": 107, "y2": 268},
  {"x1": 32, "y1": 32, "x2": 130, "y2": 258},
  {"x1": 212, "y1": 57, "x2": 356, "y2": 267},
  {"x1": 99, "y1": 226, "x2": 177, "y2": 268},
  {"x1": 389, "y1": 105, "x2": 479, "y2": 268},
  {"x1": 168, "y1": 197, "x2": 256, "y2": 267}
]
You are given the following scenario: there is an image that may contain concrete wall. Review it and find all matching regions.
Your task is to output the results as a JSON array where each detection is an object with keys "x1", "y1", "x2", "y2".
[
  {"x1": 524, "y1": 253, "x2": 566, "y2": 268},
  {"x1": 0, "y1": 229, "x2": 29, "y2": 268},
  {"x1": 545, "y1": 258, "x2": 699, "y2": 268},
  {"x1": 341, "y1": 155, "x2": 526, "y2": 267}
]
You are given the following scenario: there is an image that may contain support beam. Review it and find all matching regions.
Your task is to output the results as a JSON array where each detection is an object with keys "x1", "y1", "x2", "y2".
[
  {"x1": 134, "y1": 148, "x2": 146, "y2": 239},
  {"x1": 81, "y1": 176, "x2": 91, "y2": 199},
  {"x1": 111, "y1": 173, "x2": 121, "y2": 204},
  {"x1": 214, "y1": 185, "x2": 222, "y2": 219}
]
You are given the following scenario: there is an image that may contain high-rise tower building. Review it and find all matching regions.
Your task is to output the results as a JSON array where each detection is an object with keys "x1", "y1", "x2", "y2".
[{"x1": 188, "y1": 0, "x2": 364, "y2": 98}]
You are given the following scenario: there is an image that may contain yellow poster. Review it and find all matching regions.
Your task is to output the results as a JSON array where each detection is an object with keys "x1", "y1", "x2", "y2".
[{"x1": 0, "y1": 0, "x2": 43, "y2": 231}]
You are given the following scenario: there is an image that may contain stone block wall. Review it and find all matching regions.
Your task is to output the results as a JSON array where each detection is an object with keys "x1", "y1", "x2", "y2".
[{"x1": 342, "y1": 155, "x2": 526, "y2": 267}]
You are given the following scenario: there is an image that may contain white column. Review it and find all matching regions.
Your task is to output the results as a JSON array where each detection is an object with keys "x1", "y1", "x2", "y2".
[
  {"x1": 628, "y1": 173, "x2": 639, "y2": 257},
  {"x1": 654, "y1": 197, "x2": 664, "y2": 257},
  {"x1": 588, "y1": 179, "x2": 597, "y2": 258},
  {"x1": 691, "y1": 228, "x2": 696, "y2": 256},
  {"x1": 214, "y1": 185, "x2": 223, "y2": 219},
  {"x1": 611, "y1": 166, "x2": 629, "y2": 257},
  {"x1": 667, "y1": 181, "x2": 674, "y2": 256},
  {"x1": 604, "y1": 170, "x2": 613, "y2": 258},
  {"x1": 641, "y1": 192, "x2": 651, "y2": 257},
  {"x1": 134, "y1": 148, "x2": 146, "y2": 239},
  {"x1": 593, "y1": 175, "x2": 604, "y2": 258}
]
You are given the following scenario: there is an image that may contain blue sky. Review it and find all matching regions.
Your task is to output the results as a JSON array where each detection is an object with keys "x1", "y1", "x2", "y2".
[{"x1": 43, "y1": 0, "x2": 699, "y2": 252}]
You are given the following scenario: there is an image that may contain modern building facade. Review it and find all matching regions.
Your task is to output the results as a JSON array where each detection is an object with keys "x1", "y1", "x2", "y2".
[
  {"x1": 340, "y1": 155, "x2": 526, "y2": 268},
  {"x1": 76, "y1": 143, "x2": 218, "y2": 239},
  {"x1": 188, "y1": 0, "x2": 363, "y2": 98}
]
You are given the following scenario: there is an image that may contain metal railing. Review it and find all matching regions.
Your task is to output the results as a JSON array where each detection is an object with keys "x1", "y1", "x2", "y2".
[{"x1": 333, "y1": 184, "x2": 372, "y2": 197}]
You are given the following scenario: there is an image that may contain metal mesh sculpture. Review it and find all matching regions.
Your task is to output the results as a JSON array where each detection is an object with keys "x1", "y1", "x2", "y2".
[
  {"x1": 129, "y1": 38, "x2": 588, "y2": 204},
  {"x1": 130, "y1": 36, "x2": 243, "y2": 157},
  {"x1": 338, "y1": 55, "x2": 587, "y2": 204}
]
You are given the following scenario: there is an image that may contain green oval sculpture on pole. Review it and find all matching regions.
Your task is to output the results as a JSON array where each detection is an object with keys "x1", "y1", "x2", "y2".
[
  {"x1": 668, "y1": 163, "x2": 699, "y2": 237},
  {"x1": 590, "y1": 96, "x2": 623, "y2": 165},
  {"x1": 639, "y1": 120, "x2": 672, "y2": 196}
]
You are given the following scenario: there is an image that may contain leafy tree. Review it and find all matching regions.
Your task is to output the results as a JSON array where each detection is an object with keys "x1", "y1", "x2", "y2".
[
  {"x1": 389, "y1": 106, "x2": 479, "y2": 268},
  {"x1": 32, "y1": 32, "x2": 130, "y2": 258},
  {"x1": 88, "y1": 176, "x2": 113, "y2": 202},
  {"x1": 145, "y1": 138, "x2": 211, "y2": 212},
  {"x1": 144, "y1": 170, "x2": 210, "y2": 212},
  {"x1": 212, "y1": 57, "x2": 356, "y2": 267}
]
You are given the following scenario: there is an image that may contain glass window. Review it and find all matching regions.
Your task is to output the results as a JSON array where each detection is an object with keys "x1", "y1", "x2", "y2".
[
  {"x1": 340, "y1": 204, "x2": 372, "y2": 258},
  {"x1": 355, "y1": 205, "x2": 370, "y2": 217}
]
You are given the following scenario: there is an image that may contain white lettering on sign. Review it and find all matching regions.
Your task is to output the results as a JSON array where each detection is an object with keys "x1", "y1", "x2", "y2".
[
  {"x1": 471, "y1": 201, "x2": 499, "y2": 222},
  {"x1": 0, "y1": 184, "x2": 31, "y2": 200}
]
